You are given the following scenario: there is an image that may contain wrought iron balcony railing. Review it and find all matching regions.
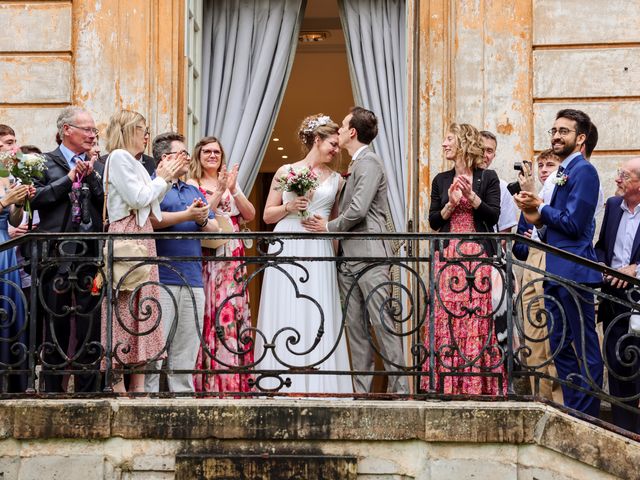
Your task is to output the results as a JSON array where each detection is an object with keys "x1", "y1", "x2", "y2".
[{"x1": 0, "y1": 231, "x2": 638, "y2": 432}]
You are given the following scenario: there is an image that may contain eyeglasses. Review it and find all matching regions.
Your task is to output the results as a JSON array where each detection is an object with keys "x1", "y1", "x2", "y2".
[
  {"x1": 617, "y1": 169, "x2": 637, "y2": 181},
  {"x1": 67, "y1": 124, "x2": 99, "y2": 135},
  {"x1": 167, "y1": 150, "x2": 190, "y2": 157},
  {"x1": 201, "y1": 148, "x2": 222, "y2": 157},
  {"x1": 135, "y1": 126, "x2": 151, "y2": 136},
  {"x1": 547, "y1": 128, "x2": 576, "y2": 137}
]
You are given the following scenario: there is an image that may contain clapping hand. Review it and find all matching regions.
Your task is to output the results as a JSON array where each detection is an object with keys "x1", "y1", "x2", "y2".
[
  {"x1": 455, "y1": 175, "x2": 474, "y2": 201},
  {"x1": 217, "y1": 164, "x2": 229, "y2": 193},
  {"x1": 514, "y1": 191, "x2": 543, "y2": 226},
  {"x1": 157, "y1": 158, "x2": 183, "y2": 182},
  {"x1": 447, "y1": 181, "x2": 463, "y2": 206},
  {"x1": 513, "y1": 191, "x2": 542, "y2": 211},
  {"x1": 75, "y1": 160, "x2": 92, "y2": 178},
  {"x1": 187, "y1": 198, "x2": 210, "y2": 225},
  {"x1": 227, "y1": 164, "x2": 239, "y2": 195}
]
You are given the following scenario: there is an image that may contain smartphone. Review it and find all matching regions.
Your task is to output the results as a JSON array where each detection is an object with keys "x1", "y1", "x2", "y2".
[{"x1": 506, "y1": 181, "x2": 521, "y2": 195}]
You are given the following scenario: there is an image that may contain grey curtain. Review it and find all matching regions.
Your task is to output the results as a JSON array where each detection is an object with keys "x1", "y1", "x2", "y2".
[
  {"x1": 202, "y1": 0, "x2": 306, "y2": 192},
  {"x1": 338, "y1": 0, "x2": 407, "y2": 230}
]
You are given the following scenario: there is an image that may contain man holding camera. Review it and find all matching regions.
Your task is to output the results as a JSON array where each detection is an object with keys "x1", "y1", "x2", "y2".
[{"x1": 514, "y1": 109, "x2": 603, "y2": 418}]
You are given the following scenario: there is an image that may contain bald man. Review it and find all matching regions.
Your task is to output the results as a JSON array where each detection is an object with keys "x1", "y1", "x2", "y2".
[{"x1": 595, "y1": 156, "x2": 640, "y2": 433}]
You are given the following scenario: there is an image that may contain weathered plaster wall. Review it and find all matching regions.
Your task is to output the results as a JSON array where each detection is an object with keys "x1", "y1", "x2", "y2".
[
  {"x1": 416, "y1": 0, "x2": 640, "y2": 230},
  {"x1": 416, "y1": 0, "x2": 532, "y2": 231},
  {"x1": 0, "y1": 0, "x2": 183, "y2": 152}
]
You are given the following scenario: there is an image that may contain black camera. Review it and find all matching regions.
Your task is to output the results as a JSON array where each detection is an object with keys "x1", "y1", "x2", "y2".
[{"x1": 513, "y1": 160, "x2": 532, "y2": 172}]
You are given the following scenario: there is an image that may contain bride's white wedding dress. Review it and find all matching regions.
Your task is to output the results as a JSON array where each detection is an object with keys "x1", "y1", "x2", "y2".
[{"x1": 255, "y1": 170, "x2": 353, "y2": 394}]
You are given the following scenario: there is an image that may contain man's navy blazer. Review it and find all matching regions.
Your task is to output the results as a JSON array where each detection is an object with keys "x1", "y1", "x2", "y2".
[{"x1": 540, "y1": 153, "x2": 600, "y2": 284}]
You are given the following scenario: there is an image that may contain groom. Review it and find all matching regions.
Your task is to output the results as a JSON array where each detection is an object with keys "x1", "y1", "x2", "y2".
[{"x1": 303, "y1": 107, "x2": 408, "y2": 394}]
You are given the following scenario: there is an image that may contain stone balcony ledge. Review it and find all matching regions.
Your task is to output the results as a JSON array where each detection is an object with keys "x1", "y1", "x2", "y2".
[{"x1": 0, "y1": 399, "x2": 638, "y2": 478}]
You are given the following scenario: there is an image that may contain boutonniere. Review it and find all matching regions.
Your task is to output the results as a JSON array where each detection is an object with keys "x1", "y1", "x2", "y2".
[
  {"x1": 341, "y1": 172, "x2": 351, "y2": 179},
  {"x1": 552, "y1": 173, "x2": 569, "y2": 186}
]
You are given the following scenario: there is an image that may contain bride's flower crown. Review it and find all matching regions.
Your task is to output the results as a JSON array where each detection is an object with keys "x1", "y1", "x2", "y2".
[{"x1": 303, "y1": 115, "x2": 332, "y2": 133}]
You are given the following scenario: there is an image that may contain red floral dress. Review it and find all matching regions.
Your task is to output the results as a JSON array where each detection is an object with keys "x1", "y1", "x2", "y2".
[
  {"x1": 193, "y1": 190, "x2": 254, "y2": 393},
  {"x1": 421, "y1": 197, "x2": 506, "y2": 395}
]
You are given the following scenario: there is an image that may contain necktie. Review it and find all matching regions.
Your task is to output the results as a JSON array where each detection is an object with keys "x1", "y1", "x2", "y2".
[
  {"x1": 70, "y1": 155, "x2": 81, "y2": 170},
  {"x1": 556, "y1": 165, "x2": 565, "y2": 177}
]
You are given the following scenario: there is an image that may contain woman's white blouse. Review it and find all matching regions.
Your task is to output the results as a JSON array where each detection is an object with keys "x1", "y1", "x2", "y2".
[{"x1": 104, "y1": 149, "x2": 170, "y2": 227}]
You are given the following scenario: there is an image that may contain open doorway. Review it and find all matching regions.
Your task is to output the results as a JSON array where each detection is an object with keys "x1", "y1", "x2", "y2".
[{"x1": 244, "y1": 0, "x2": 355, "y2": 316}]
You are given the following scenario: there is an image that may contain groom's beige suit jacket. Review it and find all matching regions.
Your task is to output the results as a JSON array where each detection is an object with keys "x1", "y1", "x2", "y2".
[{"x1": 327, "y1": 146, "x2": 391, "y2": 257}]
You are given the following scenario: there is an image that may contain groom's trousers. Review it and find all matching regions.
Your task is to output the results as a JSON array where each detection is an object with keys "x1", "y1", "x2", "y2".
[{"x1": 339, "y1": 261, "x2": 408, "y2": 394}]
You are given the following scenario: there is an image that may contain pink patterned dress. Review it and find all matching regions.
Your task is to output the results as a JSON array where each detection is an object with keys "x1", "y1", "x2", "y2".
[
  {"x1": 421, "y1": 197, "x2": 506, "y2": 395},
  {"x1": 101, "y1": 214, "x2": 165, "y2": 368},
  {"x1": 193, "y1": 190, "x2": 254, "y2": 393}
]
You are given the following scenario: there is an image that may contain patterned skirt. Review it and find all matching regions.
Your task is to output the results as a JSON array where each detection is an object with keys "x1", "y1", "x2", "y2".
[{"x1": 101, "y1": 214, "x2": 165, "y2": 368}]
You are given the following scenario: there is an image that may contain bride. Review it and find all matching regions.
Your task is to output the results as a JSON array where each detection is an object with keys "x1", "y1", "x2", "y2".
[{"x1": 255, "y1": 114, "x2": 353, "y2": 395}]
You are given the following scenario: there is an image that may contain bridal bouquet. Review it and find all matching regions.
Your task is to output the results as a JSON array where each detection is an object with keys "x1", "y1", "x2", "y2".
[
  {"x1": 0, "y1": 151, "x2": 48, "y2": 218},
  {"x1": 274, "y1": 166, "x2": 319, "y2": 218}
]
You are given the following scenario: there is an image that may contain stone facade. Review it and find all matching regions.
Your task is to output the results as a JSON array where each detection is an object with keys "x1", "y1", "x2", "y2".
[
  {"x1": 1, "y1": 1, "x2": 636, "y2": 216},
  {"x1": 0, "y1": 1, "x2": 183, "y2": 153},
  {"x1": 413, "y1": 0, "x2": 640, "y2": 229},
  {"x1": 0, "y1": 400, "x2": 636, "y2": 479}
]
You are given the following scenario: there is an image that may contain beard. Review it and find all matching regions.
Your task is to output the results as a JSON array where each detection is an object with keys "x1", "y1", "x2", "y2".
[{"x1": 552, "y1": 138, "x2": 577, "y2": 158}]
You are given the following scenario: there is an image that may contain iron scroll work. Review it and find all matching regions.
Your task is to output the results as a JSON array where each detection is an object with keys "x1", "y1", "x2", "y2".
[{"x1": 0, "y1": 232, "x2": 638, "y2": 423}]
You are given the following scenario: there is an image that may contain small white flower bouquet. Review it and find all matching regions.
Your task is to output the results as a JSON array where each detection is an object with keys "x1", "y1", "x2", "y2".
[{"x1": 0, "y1": 151, "x2": 48, "y2": 218}]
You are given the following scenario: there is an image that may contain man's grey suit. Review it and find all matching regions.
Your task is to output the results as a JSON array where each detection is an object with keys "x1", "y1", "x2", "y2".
[{"x1": 327, "y1": 147, "x2": 408, "y2": 393}]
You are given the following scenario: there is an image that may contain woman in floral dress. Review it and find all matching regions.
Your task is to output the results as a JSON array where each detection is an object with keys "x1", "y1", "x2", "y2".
[
  {"x1": 187, "y1": 137, "x2": 256, "y2": 393},
  {"x1": 422, "y1": 123, "x2": 505, "y2": 395}
]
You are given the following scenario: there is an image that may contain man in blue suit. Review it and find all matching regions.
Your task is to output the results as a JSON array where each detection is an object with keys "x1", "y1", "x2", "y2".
[
  {"x1": 594, "y1": 157, "x2": 640, "y2": 433},
  {"x1": 514, "y1": 109, "x2": 603, "y2": 417}
]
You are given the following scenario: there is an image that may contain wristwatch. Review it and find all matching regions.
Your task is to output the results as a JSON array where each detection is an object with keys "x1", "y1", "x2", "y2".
[{"x1": 197, "y1": 218, "x2": 209, "y2": 228}]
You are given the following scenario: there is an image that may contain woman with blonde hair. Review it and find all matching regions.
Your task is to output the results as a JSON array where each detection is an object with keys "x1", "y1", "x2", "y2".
[
  {"x1": 101, "y1": 110, "x2": 182, "y2": 394},
  {"x1": 254, "y1": 113, "x2": 353, "y2": 395},
  {"x1": 422, "y1": 122, "x2": 504, "y2": 395},
  {"x1": 187, "y1": 136, "x2": 256, "y2": 393}
]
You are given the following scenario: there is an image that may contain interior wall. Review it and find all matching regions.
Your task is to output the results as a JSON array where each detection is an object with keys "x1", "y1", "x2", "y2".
[{"x1": 261, "y1": 52, "x2": 355, "y2": 174}]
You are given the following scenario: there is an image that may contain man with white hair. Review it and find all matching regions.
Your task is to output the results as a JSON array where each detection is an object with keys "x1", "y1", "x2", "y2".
[
  {"x1": 595, "y1": 156, "x2": 640, "y2": 433},
  {"x1": 31, "y1": 106, "x2": 104, "y2": 393}
]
